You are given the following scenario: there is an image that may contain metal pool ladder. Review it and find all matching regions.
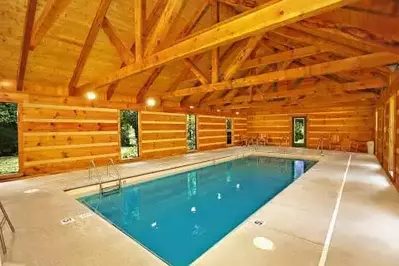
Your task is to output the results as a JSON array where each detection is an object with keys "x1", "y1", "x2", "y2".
[
  {"x1": 317, "y1": 137, "x2": 325, "y2": 156},
  {"x1": 0, "y1": 201, "x2": 15, "y2": 254},
  {"x1": 88, "y1": 159, "x2": 122, "y2": 195}
]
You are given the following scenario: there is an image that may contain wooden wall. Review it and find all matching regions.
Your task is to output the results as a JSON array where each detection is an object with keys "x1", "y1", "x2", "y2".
[
  {"x1": 140, "y1": 111, "x2": 187, "y2": 159},
  {"x1": 247, "y1": 114, "x2": 291, "y2": 146},
  {"x1": 198, "y1": 115, "x2": 228, "y2": 151},
  {"x1": 233, "y1": 117, "x2": 248, "y2": 145},
  {"x1": 0, "y1": 98, "x2": 246, "y2": 177},
  {"x1": 248, "y1": 107, "x2": 375, "y2": 152},
  {"x1": 21, "y1": 103, "x2": 119, "y2": 175}
]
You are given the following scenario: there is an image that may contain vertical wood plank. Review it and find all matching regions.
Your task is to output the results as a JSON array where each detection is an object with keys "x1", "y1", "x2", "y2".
[
  {"x1": 16, "y1": 0, "x2": 37, "y2": 91},
  {"x1": 134, "y1": 0, "x2": 144, "y2": 63}
]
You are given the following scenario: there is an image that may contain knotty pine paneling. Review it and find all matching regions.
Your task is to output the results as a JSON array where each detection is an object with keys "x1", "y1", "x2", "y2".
[
  {"x1": 247, "y1": 114, "x2": 291, "y2": 146},
  {"x1": 248, "y1": 107, "x2": 375, "y2": 152},
  {"x1": 376, "y1": 106, "x2": 384, "y2": 161},
  {"x1": 140, "y1": 111, "x2": 187, "y2": 159},
  {"x1": 198, "y1": 115, "x2": 227, "y2": 150},
  {"x1": 21, "y1": 103, "x2": 119, "y2": 175},
  {"x1": 233, "y1": 117, "x2": 248, "y2": 145}
]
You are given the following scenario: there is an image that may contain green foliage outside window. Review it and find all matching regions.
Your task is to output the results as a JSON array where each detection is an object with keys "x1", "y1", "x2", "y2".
[
  {"x1": 120, "y1": 110, "x2": 139, "y2": 159},
  {"x1": 187, "y1": 114, "x2": 197, "y2": 150},
  {"x1": 0, "y1": 102, "x2": 18, "y2": 174}
]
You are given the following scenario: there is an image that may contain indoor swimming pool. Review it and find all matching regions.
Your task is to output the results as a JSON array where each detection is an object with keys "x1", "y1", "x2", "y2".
[{"x1": 79, "y1": 156, "x2": 317, "y2": 265}]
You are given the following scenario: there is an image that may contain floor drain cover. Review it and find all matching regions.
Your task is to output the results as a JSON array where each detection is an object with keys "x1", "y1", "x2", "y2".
[
  {"x1": 60, "y1": 217, "x2": 75, "y2": 225},
  {"x1": 254, "y1": 220, "x2": 264, "y2": 226}
]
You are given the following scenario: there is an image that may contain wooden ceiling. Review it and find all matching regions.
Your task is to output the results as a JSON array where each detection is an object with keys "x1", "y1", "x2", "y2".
[{"x1": 0, "y1": 0, "x2": 398, "y2": 113}]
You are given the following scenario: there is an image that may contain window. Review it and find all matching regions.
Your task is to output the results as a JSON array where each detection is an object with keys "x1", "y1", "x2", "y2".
[
  {"x1": 120, "y1": 110, "x2": 139, "y2": 159},
  {"x1": 187, "y1": 114, "x2": 197, "y2": 151},
  {"x1": 0, "y1": 102, "x2": 19, "y2": 175},
  {"x1": 226, "y1": 118, "x2": 232, "y2": 145},
  {"x1": 292, "y1": 117, "x2": 306, "y2": 147}
]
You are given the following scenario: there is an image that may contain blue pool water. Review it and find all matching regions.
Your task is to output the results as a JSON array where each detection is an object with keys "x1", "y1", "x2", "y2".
[{"x1": 79, "y1": 156, "x2": 316, "y2": 265}]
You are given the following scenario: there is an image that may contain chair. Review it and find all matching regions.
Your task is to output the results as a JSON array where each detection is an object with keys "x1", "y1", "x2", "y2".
[
  {"x1": 0, "y1": 201, "x2": 15, "y2": 254},
  {"x1": 329, "y1": 134, "x2": 342, "y2": 151},
  {"x1": 238, "y1": 135, "x2": 247, "y2": 146},
  {"x1": 258, "y1": 134, "x2": 268, "y2": 146},
  {"x1": 350, "y1": 141, "x2": 359, "y2": 153},
  {"x1": 279, "y1": 136, "x2": 289, "y2": 147}
]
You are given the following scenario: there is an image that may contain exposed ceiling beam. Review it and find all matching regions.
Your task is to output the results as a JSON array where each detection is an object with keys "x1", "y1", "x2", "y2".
[
  {"x1": 135, "y1": 2, "x2": 210, "y2": 103},
  {"x1": 30, "y1": 0, "x2": 72, "y2": 49},
  {"x1": 177, "y1": 1, "x2": 210, "y2": 41},
  {"x1": 208, "y1": 78, "x2": 386, "y2": 105},
  {"x1": 162, "y1": 52, "x2": 399, "y2": 99},
  {"x1": 68, "y1": 0, "x2": 112, "y2": 94},
  {"x1": 223, "y1": 35, "x2": 262, "y2": 80},
  {"x1": 144, "y1": 0, "x2": 184, "y2": 57},
  {"x1": 102, "y1": 17, "x2": 135, "y2": 64},
  {"x1": 77, "y1": 0, "x2": 358, "y2": 94},
  {"x1": 106, "y1": 0, "x2": 166, "y2": 100},
  {"x1": 314, "y1": 7, "x2": 399, "y2": 54},
  {"x1": 218, "y1": 0, "x2": 256, "y2": 11},
  {"x1": 225, "y1": 92, "x2": 377, "y2": 110},
  {"x1": 16, "y1": 0, "x2": 38, "y2": 91},
  {"x1": 211, "y1": 0, "x2": 220, "y2": 83},
  {"x1": 240, "y1": 45, "x2": 327, "y2": 70},
  {"x1": 297, "y1": 20, "x2": 399, "y2": 55},
  {"x1": 134, "y1": 0, "x2": 145, "y2": 63},
  {"x1": 183, "y1": 59, "x2": 210, "y2": 85},
  {"x1": 136, "y1": 67, "x2": 164, "y2": 103}
]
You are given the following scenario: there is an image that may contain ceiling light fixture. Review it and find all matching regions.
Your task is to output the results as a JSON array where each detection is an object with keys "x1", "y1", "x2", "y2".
[
  {"x1": 236, "y1": 111, "x2": 240, "y2": 115},
  {"x1": 217, "y1": 109, "x2": 221, "y2": 112},
  {"x1": 146, "y1": 97, "x2": 156, "y2": 107},
  {"x1": 189, "y1": 106, "x2": 194, "y2": 109},
  {"x1": 86, "y1": 91, "x2": 96, "y2": 100}
]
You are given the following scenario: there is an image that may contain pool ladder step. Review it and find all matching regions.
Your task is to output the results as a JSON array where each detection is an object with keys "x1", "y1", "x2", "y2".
[{"x1": 88, "y1": 159, "x2": 122, "y2": 195}]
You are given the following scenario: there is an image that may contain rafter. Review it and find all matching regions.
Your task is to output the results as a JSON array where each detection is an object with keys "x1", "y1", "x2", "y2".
[
  {"x1": 225, "y1": 92, "x2": 377, "y2": 110},
  {"x1": 223, "y1": 35, "x2": 262, "y2": 80},
  {"x1": 211, "y1": 0, "x2": 220, "y2": 83},
  {"x1": 135, "y1": 2, "x2": 210, "y2": 103},
  {"x1": 106, "y1": 0, "x2": 166, "y2": 100},
  {"x1": 16, "y1": 0, "x2": 37, "y2": 91},
  {"x1": 144, "y1": 0, "x2": 184, "y2": 57},
  {"x1": 297, "y1": 20, "x2": 399, "y2": 55},
  {"x1": 210, "y1": 78, "x2": 385, "y2": 106},
  {"x1": 134, "y1": 0, "x2": 145, "y2": 63},
  {"x1": 183, "y1": 59, "x2": 210, "y2": 85},
  {"x1": 136, "y1": 67, "x2": 164, "y2": 103},
  {"x1": 218, "y1": 0, "x2": 257, "y2": 11},
  {"x1": 30, "y1": 0, "x2": 72, "y2": 49},
  {"x1": 177, "y1": 1, "x2": 210, "y2": 41},
  {"x1": 312, "y1": 8, "x2": 399, "y2": 54},
  {"x1": 240, "y1": 45, "x2": 327, "y2": 71},
  {"x1": 162, "y1": 52, "x2": 399, "y2": 99},
  {"x1": 77, "y1": 0, "x2": 358, "y2": 94},
  {"x1": 68, "y1": 0, "x2": 112, "y2": 94},
  {"x1": 102, "y1": 17, "x2": 135, "y2": 64}
]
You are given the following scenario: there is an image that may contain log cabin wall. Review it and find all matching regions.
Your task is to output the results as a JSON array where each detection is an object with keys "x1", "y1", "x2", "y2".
[
  {"x1": 247, "y1": 114, "x2": 292, "y2": 146},
  {"x1": 0, "y1": 93, "x2": 246, "y2": 177},
  {"x1": 233, "y1": 117, "x2": 248, "y2": 145},
  {"x1": 248, "y1": 107, "x2": 375, "y2": 152},
  {"x1": 198, "y1": 115, "x2": 228, "y2": 151},
  {"x1": 21, "y1": 103, "x2": 120, "y2": 176},
  {"x1": 375, "y1": 76, "x2": 399, "y2": 191},
  {"x1": 140, "y1": 111, "x2": 187, "y2": 159}
]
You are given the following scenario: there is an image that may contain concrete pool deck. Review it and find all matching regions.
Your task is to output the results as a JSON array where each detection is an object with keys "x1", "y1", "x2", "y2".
[{"x1": 0, "y1": 147, "x2": 398, "y2": 266}]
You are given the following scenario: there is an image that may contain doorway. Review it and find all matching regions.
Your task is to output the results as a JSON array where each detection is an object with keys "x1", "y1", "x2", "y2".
[
  {"x1": 0, "y1": 102, "x2": 19, "y2": 175},
  {"x1": 292, "y1": 117, "x2": 306, "y2": 148}
]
